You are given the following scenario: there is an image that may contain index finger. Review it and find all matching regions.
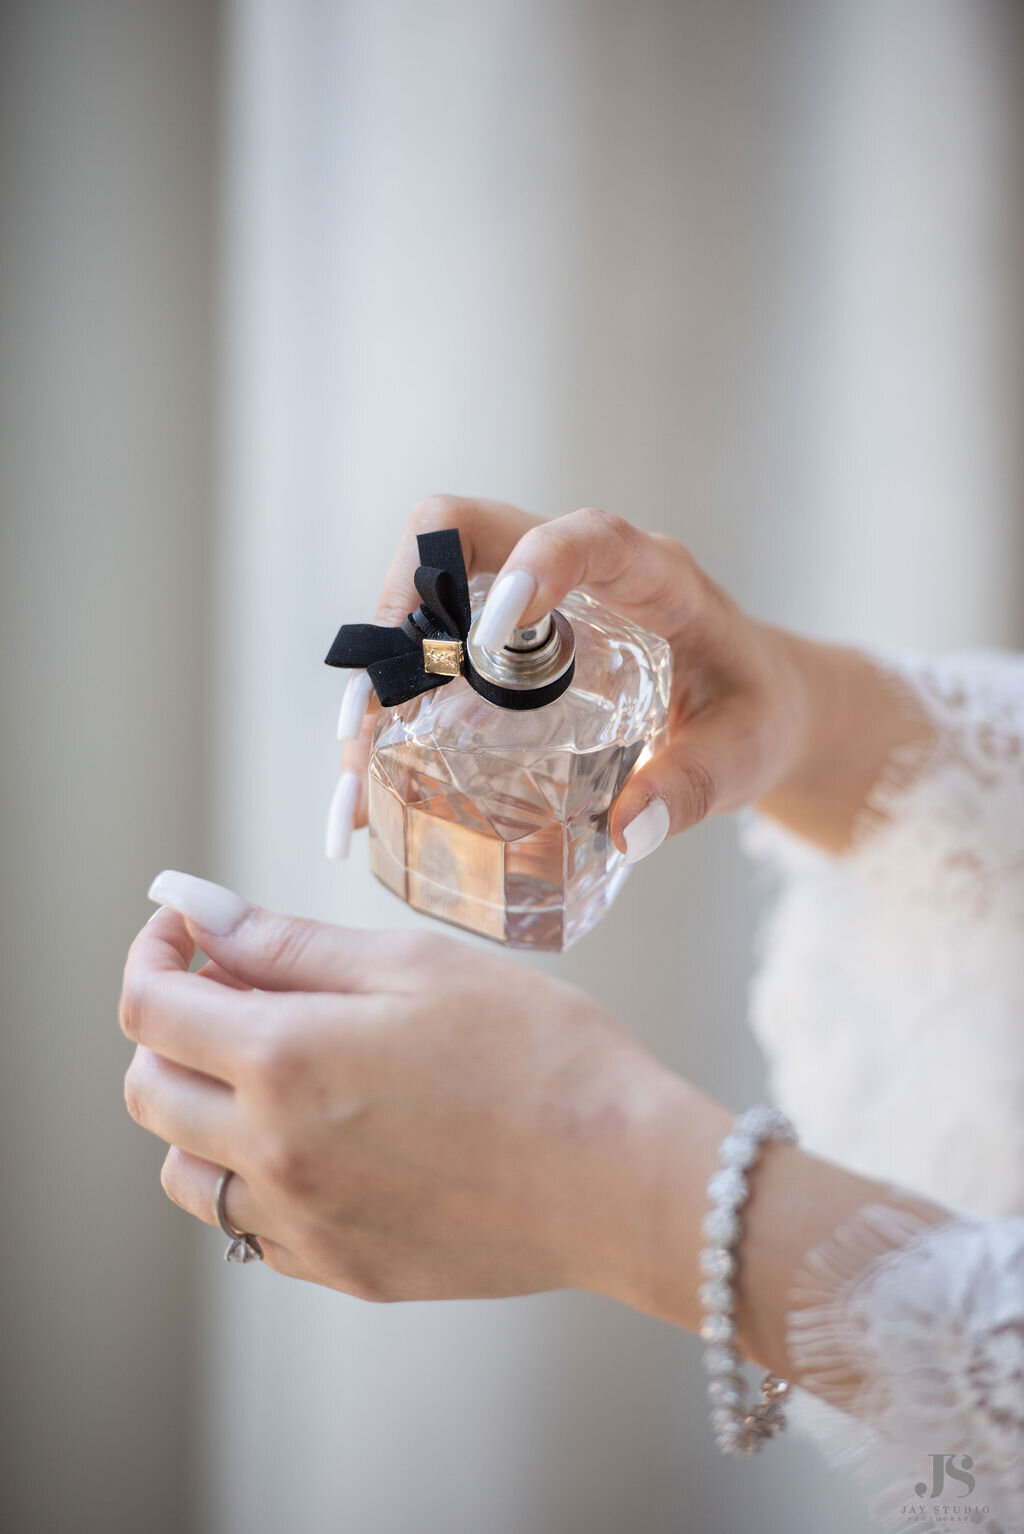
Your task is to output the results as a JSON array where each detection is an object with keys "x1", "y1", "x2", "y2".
[
  {"x1": 119, "y1": 907, "x2": 262, "y2": 1083},
  {"x1": 478, "y1": 507, "x2": 704, "y2": 651},
  {"x1": 372, "y1": 495, "x2": 542, "y2": 627}
]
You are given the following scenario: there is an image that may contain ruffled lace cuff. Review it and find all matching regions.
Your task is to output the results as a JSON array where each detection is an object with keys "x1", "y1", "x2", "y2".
[{"x1": 787, "y1": 1205, "x2": 1024, "y2": 1533}]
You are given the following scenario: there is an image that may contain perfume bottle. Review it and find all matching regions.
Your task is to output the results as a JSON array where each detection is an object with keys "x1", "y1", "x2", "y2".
[{"x1": 326, "y1": 530, "x2": 672, "y2": 951}]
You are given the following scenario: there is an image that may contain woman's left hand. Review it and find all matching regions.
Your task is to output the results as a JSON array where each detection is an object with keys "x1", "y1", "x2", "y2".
[{"x1": 120, "y1": 875, "x2": 711, "y2": 1308}]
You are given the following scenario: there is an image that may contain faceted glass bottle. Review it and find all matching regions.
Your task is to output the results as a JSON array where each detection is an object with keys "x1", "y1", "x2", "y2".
[{"x1": 367, "y1": 577, "x2": 672, "y2": 951}]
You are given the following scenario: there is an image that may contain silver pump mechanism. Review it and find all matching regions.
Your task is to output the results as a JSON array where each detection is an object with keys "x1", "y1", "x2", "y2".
[
  {"x1": 505, "y1": 614, "x2": 553, "y2": 651},
  {"x1": 466, "y1": 607, "x2": 575, "y2": 695}
]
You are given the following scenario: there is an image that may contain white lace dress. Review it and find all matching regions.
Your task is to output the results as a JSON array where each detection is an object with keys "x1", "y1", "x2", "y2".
[{"x1": 741, "y1": 649, "x2": 1024, "y2": 1534}]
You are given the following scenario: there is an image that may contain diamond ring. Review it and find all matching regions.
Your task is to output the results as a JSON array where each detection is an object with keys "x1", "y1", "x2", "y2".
[{"x1": 215, "y1": 1168, "x2": 264, "y2": 1264}]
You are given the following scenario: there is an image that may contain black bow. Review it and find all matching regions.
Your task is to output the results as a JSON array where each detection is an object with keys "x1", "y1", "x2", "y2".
[{"x1": 324, "y1": 529, "x2": 473, "y2": 709}]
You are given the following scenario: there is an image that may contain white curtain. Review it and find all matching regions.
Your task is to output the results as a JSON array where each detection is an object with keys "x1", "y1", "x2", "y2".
[
  {"x1": 2, "y1": 3, "x2": 1020, "y2": 1532},
  {"x1": 1, "y1": 3, "x2": 216, "y2": 1531},
  {"x1": 202, "y1": 4, "x2": 1023, "y2": 1532}
]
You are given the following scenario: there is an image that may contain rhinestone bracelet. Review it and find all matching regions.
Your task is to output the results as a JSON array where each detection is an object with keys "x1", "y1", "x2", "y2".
[{"x1": 698, "y1": 1104, "x2": 798, "y2": 1454}]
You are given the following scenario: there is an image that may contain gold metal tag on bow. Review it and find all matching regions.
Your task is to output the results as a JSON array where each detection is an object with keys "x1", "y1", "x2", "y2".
[{"x1": 422, "y1": 637, "x2": 464, "y2": 676}]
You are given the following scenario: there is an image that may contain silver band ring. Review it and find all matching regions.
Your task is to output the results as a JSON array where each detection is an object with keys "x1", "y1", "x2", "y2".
[{"x1": 215, "y1": 1168, "x2": 264, "y2": 1264}]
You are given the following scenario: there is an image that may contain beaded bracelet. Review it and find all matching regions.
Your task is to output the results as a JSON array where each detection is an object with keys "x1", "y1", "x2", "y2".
[{"x1": 698, "y1": 1104, "x2": 798, "y2": 1454}]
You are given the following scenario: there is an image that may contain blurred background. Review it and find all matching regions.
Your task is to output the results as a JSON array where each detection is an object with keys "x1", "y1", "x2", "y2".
[{"x1": 2, "y1": 2, "x2": 1022, "y2": 1531}]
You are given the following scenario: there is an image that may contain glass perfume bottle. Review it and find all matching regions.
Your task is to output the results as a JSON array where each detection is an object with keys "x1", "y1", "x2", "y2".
[{"x1": 326, "y1": 531, "x2": 672, "y2": 952}]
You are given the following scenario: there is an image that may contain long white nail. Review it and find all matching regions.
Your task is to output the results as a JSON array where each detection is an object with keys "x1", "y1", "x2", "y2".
[
  {"x1": 622, "y1": 798, "x2": 670, "y2": 865},
  {"x1": 147, "y1": 870, "x2": 251, "y2": 935},
  {"x1": 474, "y1": 569, "x2": 537, "y2": 652},
  {"x1": 325, "y1": 770, "x2": 361, "y2": 860},
  {"x1": 337, "y1": 670, "x2": 374, "y2": 741}
]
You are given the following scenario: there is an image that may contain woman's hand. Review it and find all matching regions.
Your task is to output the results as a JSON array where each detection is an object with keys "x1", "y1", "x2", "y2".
[
  {"x1": 330, "y1": 495, "x2": 933, "y2": 859},
  {"x1": 122, "y1": 872, "x2": 947, "y2": 1381},
  {"x1": 329, "y1": 496, "x2": 808, "y2": 863},
  {"x1": 121, "y1": 876, "x2": 706, "y2": 1307}
]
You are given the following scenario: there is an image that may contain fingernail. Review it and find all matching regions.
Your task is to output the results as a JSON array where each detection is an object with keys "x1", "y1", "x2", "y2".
[
  {"x1": 337, "y1": 670, "x2": 374, "y2": 741},
  {"x1": 474, "y1": 569, "x2": 536, "y2": 652},
  {"x1": 325, "y1": 770, "x2": 361, "y2": 860},
  {"x1": 146, "y1": 870, "x2": 251, "y2": 935},
  {"x1": 622, "y1": 798, "x2": 670, "y2": 865}
]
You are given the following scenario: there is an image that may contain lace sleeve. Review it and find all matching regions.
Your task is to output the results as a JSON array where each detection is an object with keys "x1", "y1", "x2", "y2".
[
  {"x1": 738, "y1": 649, "x2": 1024, "y2": 1526},
  {"x1": 738, "y1": 648, "x2": 1024, "y2": 1216},
  {"x1": 743, "y1": 647, "x2": 1024, "y2": 924},
  {"x1": 786, "y1": 1206, "x2": 1024, "y2": 1534}
]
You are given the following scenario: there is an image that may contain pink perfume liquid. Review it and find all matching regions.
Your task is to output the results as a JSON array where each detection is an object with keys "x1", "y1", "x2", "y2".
[{"x1": 367, "y1": 579, "x2": 672, "y2": 951}]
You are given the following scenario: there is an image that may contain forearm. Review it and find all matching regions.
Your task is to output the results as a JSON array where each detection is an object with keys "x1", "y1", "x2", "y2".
[
  {"x1": 754, "y1": 629, "x2": 933, "y2": 854},
  {"x1": 602, "y1": 1079, "x2": 948, "y2": 1389}
]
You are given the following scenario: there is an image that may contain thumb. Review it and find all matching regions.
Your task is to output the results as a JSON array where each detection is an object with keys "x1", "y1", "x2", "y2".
[
  {"x1": 146, "y1": 870, "x2": 394, "y2": 993},
  {"x1": 609, "y1": 740, "x2": 720, "y2": 864}
]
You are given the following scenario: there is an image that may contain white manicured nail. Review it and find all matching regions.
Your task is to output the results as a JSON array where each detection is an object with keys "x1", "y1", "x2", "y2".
[
  {"x1": 622, "y1": 798, "x2": 670, "y2": 864},
  {"x1": 475, "y1": 569, "x2": 537, "y2": 652},
  {"x1": 325, "y1": 771, "x2": 361, "y2": 860},
  {"x1": 147, "y1": 870, "x2": 251, "y2": 935},
  {"x1": 337, "y1": 669, "x2": 374, "y2": 740}
]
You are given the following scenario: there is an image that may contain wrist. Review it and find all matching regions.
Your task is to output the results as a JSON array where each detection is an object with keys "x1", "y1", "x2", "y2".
[
  {"x1": 752, "y1": 631, "x2": 922, "y2": 852},
  {"x1": 750, "y1": 624, "x2": 820, "y2": 804},
  {"x1": 583, "y1": 1071, "x2": 732, "y2": 1330},
  {"x1": 579, "y1": 1065, "x2": 952, "y2": 1391}
]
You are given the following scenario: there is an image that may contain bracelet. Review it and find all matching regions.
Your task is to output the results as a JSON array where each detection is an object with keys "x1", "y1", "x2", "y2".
[{"x1": 698, "y1": 1104, "x2": 798, "y2": 1455}]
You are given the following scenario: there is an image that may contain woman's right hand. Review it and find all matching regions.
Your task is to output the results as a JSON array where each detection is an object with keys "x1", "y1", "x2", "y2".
[{"x1": 328, "y1": 495, "x2": 815, "y2": 862}]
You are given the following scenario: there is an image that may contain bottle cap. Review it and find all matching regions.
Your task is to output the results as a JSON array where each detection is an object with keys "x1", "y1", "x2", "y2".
[
  {"x1": 464, "y1": 608, "x2": 575, "y2": 709},
  {"x1": 324, "y1": 528, "x2": 575, "y2": 711}
]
